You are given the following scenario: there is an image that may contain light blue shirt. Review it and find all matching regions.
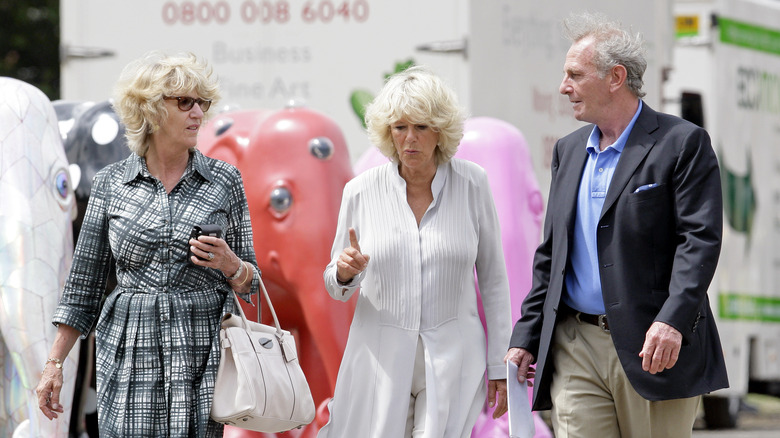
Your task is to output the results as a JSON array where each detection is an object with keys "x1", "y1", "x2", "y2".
[{"x1": 564, "y1": 101, "x2": 643, "y2": 314}]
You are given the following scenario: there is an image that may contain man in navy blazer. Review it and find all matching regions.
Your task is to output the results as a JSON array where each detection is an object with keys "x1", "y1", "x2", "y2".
[{"x1": 506, "y1": 12, "x2": 728, "y2": 437}]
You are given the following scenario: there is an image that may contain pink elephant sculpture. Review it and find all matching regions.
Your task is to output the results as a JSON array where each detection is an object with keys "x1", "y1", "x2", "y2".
[
  {"x1": 198, "y1": 104, "x2": 356, "y2": 438},
  {"x1": 354, "y1": 116, "x2": 551, "y2": 437}
]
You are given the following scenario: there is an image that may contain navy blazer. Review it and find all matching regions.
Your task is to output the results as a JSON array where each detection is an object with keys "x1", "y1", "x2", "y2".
[{"x1": 510, "y1": 103, "x2": 729, "y2": 410}]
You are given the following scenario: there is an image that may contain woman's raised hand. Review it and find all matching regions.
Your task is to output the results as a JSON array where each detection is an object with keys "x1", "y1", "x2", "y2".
[{"x1": 336, "y1": 227, "x2": 370, "y2": 283}]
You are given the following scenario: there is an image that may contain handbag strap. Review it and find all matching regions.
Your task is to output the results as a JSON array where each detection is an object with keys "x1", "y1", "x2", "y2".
[{"x1": 230, "y1": 274, "x2": 284, "y2": 339}]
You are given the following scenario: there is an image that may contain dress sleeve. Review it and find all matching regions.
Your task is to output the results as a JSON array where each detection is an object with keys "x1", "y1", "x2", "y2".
[
  {"x1": 226, "y1": 167, "x2": 260, "y2": 301},
  {"x1": 509, "y1": 140, "x2": 560, "y2": 358},
  {"x1": 52, "y1": 170, "x2": 114, "y2": 338},
  {"x1": 473, "y1": 168, "x2": 513, "y2": 380},
  {"x1": 324, "y1": 180, "x2": 365, "y2": 301}
]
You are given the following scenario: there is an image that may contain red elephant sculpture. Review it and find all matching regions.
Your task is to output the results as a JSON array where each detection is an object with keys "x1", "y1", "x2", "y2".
[{"x1": 198, "y1": 103, "x2": 356, "y2": 437}]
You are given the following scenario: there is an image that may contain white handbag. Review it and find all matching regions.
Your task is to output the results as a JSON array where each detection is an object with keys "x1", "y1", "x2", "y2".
[{"x1": 211, "y1": 278, "x2": 315, "y2": 432}]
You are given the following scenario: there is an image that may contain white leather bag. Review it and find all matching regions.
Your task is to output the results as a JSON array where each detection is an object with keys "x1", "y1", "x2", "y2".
[{"x1": 211, "y1": 278, "x2": 315, "y2": 432}]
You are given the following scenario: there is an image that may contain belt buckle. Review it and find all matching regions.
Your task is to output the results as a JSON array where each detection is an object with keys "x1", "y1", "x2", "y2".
[{"x1": 598, "y1": 314, "x2": 610, "y2": 333}]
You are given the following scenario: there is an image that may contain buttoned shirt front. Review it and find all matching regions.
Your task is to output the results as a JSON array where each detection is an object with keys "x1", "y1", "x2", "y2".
[{"x1": 565, "y1": 101, "x2": 643, "y2": 314}]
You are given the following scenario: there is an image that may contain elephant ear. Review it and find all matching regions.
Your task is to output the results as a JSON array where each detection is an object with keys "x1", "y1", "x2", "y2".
[{"x1": 349, "y1": 89, "x2": 374, "y2": 129}]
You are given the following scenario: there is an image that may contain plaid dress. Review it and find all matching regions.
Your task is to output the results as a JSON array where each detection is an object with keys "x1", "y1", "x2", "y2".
[{"x1": 52, "y1": 150, "x2": 259, "y2": 437}]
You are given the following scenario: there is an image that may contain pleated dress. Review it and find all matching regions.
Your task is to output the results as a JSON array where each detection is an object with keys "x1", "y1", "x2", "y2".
[
  {"x1": 319, "y1": 159, "x2": 512, "y2": 437},
  {"x1": 52, "y1": 150, "x2": 259, "y2": 437}
]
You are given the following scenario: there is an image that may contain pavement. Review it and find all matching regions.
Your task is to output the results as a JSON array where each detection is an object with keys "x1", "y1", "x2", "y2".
[
  {"x1": 692, "y1": 394, "x2": 780, "y2": 438},
  {"x1": 534, "y1": 393, "x2": 780, "y2": 437}
]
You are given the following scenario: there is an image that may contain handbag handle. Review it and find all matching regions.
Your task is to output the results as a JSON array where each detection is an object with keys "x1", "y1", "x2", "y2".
[{"x1": 230, "y1": 273, "x2": 284, "y2": 340}]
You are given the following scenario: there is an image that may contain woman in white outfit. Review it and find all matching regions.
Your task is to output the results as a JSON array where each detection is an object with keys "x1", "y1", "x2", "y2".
[{"x1": 319, "y1": 66, "x2": 512, "y2": 437}]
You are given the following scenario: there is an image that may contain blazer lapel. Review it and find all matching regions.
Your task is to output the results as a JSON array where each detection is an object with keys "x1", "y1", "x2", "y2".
[
  {"x1": 600, "y1": 105, "x2": 659, "y2": 220},
  {"x1": 558, "y1": 129, "x2": 590, "y2": 233}
]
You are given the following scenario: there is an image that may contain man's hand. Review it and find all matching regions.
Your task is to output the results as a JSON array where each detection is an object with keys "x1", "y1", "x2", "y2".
[
  {"x1": 504, "y1": 347, "x2": 536, "y2": 386},
  {"x1": 639, "y1": 321, "x2": 682, "y2": 374}
]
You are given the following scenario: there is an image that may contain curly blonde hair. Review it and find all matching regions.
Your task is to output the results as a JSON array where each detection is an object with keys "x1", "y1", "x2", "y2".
[
  {"x1": 112, "y1": 51, "x2": 221, "y2": 156},
  {"x1": 365, "y1": 66, "x2": 465, "y2": 164}
]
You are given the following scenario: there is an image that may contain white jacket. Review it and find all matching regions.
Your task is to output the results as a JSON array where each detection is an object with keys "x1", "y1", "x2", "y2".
[{"x1": 319, "y1": 159, "x2": 512, "y2": 437}]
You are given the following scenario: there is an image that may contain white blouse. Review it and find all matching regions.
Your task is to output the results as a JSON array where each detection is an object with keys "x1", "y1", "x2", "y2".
[{"x1": 319, "y1": 158, "x2": 512, "y2": 437}]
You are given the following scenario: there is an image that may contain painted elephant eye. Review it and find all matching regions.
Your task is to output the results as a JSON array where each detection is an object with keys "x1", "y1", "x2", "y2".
[
  {"x1": 55, "y1": 170, "x2": 69, "y2": 197},
  {"x1": 214, "y1": 117, "x2": 234, "y2": 136},
  {"x1": 51, "y1": 166, "x2": 74, "y2": 210},
  {"x1": 91, "y1": 113, "x2": 120, "y2": 145},
  {"x1": 270, "y1": 186, "x2": 292, "y2": 214},
  {"x1": 309, "y1": 137, "x2": 334, "y2": 160}
]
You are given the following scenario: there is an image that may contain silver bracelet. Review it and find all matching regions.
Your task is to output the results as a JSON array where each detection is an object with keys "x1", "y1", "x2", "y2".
[{"x1": 226, "y1": 259, "x2": 244, "y2": 281}]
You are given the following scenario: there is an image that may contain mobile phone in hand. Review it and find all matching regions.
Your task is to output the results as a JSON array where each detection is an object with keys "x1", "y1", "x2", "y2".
[{"x1": 188, "y1": 224, "x2": 222, "y2": 263}]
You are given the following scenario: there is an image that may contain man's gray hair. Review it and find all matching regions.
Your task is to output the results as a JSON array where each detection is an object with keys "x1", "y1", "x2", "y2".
[{"x1": 563, "y1": 12, "x2": 647, "y2": 98}]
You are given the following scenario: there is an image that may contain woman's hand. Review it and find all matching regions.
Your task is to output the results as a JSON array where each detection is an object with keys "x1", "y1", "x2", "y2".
[
  {"x1": 36, "y1": 324, "x2": 80, "y2": 420},
  {"x1": 189, "y1": 234, "x2": 254, "y2": 293},
  {"x1": 336, "y1": 228, "x2": 370, "y2": 283},
  {"x1": 189, "y1": 234, "x2": 242, "y2": 277},
  {"x1": 36, "y1": 361, "x2": 65, "y2": 420},
  {"x1": 488, "y1": 379, "x2": 508, "y2": 418}
]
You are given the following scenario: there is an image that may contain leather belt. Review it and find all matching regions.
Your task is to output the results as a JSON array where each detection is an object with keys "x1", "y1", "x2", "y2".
[
  {"x1": 576, "y1": 312, "x2": 610, "y2": 333},
  {"x1": 562, "y1": 303, "x2": 610, "y2": 333}
]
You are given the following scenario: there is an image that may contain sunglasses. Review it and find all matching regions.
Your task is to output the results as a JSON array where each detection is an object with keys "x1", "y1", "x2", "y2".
[{"x1": 163, "y1": 96, "x2": 212, "y2": 112}]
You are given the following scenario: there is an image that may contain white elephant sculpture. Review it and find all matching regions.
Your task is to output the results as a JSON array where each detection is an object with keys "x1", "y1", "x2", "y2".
[{"x1": 0, "y1": 77, "x2": 79, "y2": 437}]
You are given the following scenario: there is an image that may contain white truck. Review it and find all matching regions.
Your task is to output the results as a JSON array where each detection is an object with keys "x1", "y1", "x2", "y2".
[
  {"x1": 60, "y1": 0, "x2": 471, "y2": 161},
  {"x1": 59, "y1": 0, "x2": 670, "y2": 181},
  {"x1": 467, "y1": 0, "x2": 674, "y2": 197},
  {"x1": 664, "y1": 0, "x2": 780, "y2": 427}
]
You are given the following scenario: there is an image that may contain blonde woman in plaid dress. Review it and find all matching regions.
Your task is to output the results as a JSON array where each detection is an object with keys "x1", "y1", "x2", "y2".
[{"x1": 36, "y1": 51, "x2": 259, "y2": 437}]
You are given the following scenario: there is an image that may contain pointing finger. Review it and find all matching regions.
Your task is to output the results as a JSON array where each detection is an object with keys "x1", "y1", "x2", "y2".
[{"x1": 348, "y1": 227, "x2": 361, "y2": 252}]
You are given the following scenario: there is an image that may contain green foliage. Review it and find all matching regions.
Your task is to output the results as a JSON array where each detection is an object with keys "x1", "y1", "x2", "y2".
[
  {"x1": 384, "y1": 59, "x2": 415, "y2": 81},
  {"x1": 349, "y1": 89, "x2": 374, "y2": 129},
  {"x1": 0, "y1": 0, "x2": 60, "y2": 99},
  {"x1": 349, "y1": 59, "x2": 416, "y2": 128}
]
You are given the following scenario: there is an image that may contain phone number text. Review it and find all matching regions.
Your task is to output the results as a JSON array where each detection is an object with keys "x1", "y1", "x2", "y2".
[{"x1": 162, "y1": 0, "x2": 370, "y2": 25}]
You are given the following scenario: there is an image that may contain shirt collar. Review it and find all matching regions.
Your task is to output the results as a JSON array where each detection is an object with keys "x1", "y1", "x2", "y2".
[
  {"x1": 430, "y1": 161, "x2": 448, "y2": 206},
  {"x1": 191, "y1": 149, "x2": 215, "y2": 182},
  {"x1": 121, "y1": 153, "x2": 146, "y2": 184},
  {"x1": 391, "y1": 160, "x2": 449, "y2": 202},
  {"x1": 586, "y1": 100, "x2": 643, "y2": 154},
  {"x1": 121, "y1": 149, "x2": 214, "y2": 184}
]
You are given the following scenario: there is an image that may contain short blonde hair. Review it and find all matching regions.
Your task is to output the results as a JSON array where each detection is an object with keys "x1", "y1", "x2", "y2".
[
  {"x1": 365, "y1": 66, "x2": 465, "y2": 164},
  {"x1": 112, "y1": 51, "x2": 221, "y2": 156}
]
